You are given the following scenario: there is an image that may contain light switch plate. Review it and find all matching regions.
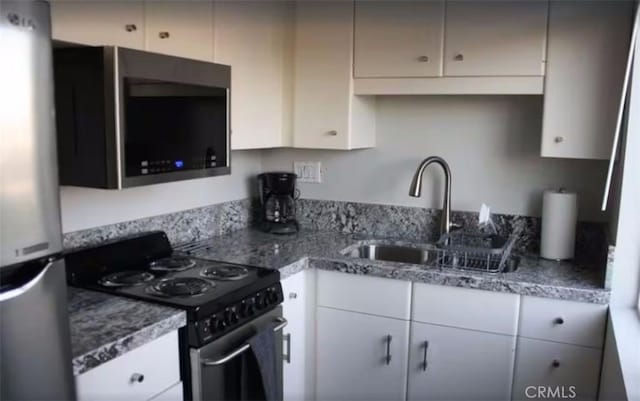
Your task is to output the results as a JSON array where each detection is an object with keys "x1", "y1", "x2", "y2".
[{"x1": 294, "y1": 161, "x2": 322, "y2": 183}]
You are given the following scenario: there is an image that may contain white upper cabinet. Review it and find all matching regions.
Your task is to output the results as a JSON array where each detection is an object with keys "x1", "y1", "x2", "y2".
[
  {"x1": 293, "y1": 1, "x2": 376, "y2": 149},
  {"x1": 51, "y1": 1, "x2": 214, "y2": 61},
  {"x1": 541, "y1": 1, "x2": 633, "y2": 159},
  {"x1": 354, "y1": 1, "x2": 445, "y2": 78},
  {"x1": 444, "y1": 1, "x2": 548, "y2": 77},
  {"x1": 144, "y1": 1, "x2": 214, "y2": 61},
  {"x1": 51, "y1": 1, "x2": 145, "y2": 49},
  {"x1": 214, "y1": 1, "x2": 293, "y2": 150}
]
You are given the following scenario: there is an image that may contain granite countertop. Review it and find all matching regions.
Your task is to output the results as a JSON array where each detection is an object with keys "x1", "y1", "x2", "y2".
[
  {"x1": 181, "y1": 228, "x2": 610, "y2": 304},
  {"x1": 67, "y1": 287, "x2": 186, "y2": 376}
]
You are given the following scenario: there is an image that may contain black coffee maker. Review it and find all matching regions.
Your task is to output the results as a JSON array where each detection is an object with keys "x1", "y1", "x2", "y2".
[{"x1": 258, "y1": 172, "x2": 300, "y2": 234}]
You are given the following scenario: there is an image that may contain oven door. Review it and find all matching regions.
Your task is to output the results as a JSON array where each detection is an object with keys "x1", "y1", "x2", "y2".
[{"x1": 190, "y1": 307, "x2": 284, "y2": 401}]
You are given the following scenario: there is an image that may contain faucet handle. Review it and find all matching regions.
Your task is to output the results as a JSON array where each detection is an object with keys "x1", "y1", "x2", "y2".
[{"x1": 449, "y1": 222, "x2": 463, "y2": 232}]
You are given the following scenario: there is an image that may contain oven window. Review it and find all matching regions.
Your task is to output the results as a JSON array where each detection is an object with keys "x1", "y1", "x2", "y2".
[{"x1": 123, "y1": 78, "x2": 227, "y2": 178}]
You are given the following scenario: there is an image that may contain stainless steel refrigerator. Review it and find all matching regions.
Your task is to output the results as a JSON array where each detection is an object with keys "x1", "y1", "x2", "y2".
[{"x1": 0, "y1": 1, "x2": 76, "y2": 399}]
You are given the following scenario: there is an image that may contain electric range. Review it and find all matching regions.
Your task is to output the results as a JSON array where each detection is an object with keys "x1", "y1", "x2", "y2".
[{"x1": 64, "y1": 231, "x2": 283, "y2": 348}]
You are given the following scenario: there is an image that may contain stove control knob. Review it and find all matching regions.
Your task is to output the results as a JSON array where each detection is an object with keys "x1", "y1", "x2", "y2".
[
  {"x1": 267, "y1": 288, "x2": 279, "y2": 304},
  {"x1": 256, "y1": 293, "x2": 268, "y2": 309},
  {"x1": 241, "y1": 300, "x2": 256, "y2": 317},
  {"x1": 211, "y1": 316, "x2": 226, "y2": 332},
  {"x1": 225, "y1": 309, "x2": 239, "y2": 325}
]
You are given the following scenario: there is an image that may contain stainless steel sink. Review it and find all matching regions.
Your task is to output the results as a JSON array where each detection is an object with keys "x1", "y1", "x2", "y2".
[{"x1": 347, "y1": 244, "x2": 437, "y2": 265}]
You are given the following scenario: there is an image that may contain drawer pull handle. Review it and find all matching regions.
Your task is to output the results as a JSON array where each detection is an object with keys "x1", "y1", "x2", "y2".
[
  {"x1": 418, "y1": 55, "x2": 430, "y2": 62},
  {"x1": 327, "y1": 130, "x2": 338, "y2": 136},
  {"x1": 552, "y1": 359, "x2": 560, "y2": 368},
  {"x1": 554, "y1": 317, "x2": 564, "y2": 325},
  {"x1": 125, "y1": 24, "x2": 137, "y2": 32},
  {"x1": 384, "y1": 335, "x2": 392, "y2": 365},
  {"x1": 422, "y1": 341, "x2": 429, "y2": 371},
  {"x1": 289, "y1": 292, "x2": 297, "y2": 299},
  {"x1": 159, "y1": 31, "x2": 170, "y2": 39},
  {"x1": 454, "y1": 54, "x2": 464, "y2": 61},
  {"x1": 130, "y1": 373, "x2": 144, "y2": 383},
  {"x1": 284, "y1": 333, "x2": 292, "y2": 364}
]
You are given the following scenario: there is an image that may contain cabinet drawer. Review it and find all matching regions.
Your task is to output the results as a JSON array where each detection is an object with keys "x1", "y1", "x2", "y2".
[
  {"x1": 317, "y1": 270, "x2": 411, "y2": 320},
  {"x1": 512, "y1": 338, "x2": 601, "y2": 401},
  {"x1": 76, "y1": 331, "x2": 181, "y2": 401},
  {"x1": 412, "y1": 283, "x2": 520, "y2": 335},
  {"x1": 519, "y1": 296, "x2": 607, "y2": 348}
]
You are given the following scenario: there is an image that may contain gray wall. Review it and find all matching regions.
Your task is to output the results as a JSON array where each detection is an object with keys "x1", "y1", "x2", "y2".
[
  {"x1": 60, "y1": 150, "x2": 261, "y2": 233},
  {"x1": 262, "y1": 96, "x2": 608, "y2": 221}
]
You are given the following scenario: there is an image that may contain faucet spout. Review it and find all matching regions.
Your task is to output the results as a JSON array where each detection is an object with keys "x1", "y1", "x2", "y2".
[{"x1": 409, "y1": 156, "x2": 452, "y2": 237}]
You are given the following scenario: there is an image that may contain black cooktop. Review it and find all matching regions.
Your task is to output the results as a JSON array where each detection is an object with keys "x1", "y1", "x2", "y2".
[{"x1": 64, "y1": 231, "x2": 281, "y2": 323}]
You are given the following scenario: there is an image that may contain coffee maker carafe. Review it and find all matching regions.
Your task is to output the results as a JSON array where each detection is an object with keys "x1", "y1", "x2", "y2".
[{"x1": 258, "y1": 172, "x2": 300, "y2": 234}]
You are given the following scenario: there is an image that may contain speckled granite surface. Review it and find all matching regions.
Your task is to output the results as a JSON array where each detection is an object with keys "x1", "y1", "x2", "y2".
[
  {"x1": 67, "y1": 288, "x2": 186, "y2": 376},
  {"x1": 63, "y1": 198, "x2": 253, "y2": 249},
  {"x1": 178, "y1": 228, "x2": 610, "y2": 304},
  {"x1": 297, "y1": 199, "x2": 607, "y2": 259}
]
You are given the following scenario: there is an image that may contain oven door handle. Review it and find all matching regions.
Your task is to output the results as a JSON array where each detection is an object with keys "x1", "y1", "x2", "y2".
[{"x1": 201, "y1": 317, "x2": 288, "y2": 367}]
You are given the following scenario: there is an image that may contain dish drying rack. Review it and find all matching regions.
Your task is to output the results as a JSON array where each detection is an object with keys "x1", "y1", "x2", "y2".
[{"x1": 434, "y1": 231, "x2": 520, "y2": 273}]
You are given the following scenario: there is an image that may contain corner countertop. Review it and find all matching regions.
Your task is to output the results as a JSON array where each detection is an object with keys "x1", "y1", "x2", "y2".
[
  {"x1": 181, "y1": 228, "x2": 610, "y2": 304},
  {"x1": 67, "y1": 287, "x2": 186, "y2": 376}
]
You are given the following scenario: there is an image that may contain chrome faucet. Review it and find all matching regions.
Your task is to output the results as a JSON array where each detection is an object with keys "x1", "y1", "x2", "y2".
[{"x1": 409, "y1": 156, "x2": 457, "y2": 237}]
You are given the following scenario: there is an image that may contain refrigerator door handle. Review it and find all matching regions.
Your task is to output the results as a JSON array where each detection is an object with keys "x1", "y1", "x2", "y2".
[{"x1": 0, "y1": 259, "x2": 54, "y2": 303}]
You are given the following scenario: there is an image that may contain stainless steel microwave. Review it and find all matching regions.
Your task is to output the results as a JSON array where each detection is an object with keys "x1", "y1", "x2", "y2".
[{"x1": 53, "y1": 45, "x2": 231, "y2": 189}]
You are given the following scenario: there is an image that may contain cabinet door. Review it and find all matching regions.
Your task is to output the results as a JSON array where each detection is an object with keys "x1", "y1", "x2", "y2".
[
  {"x1": 50, "y1": 1, "x2": 144, "y2": 48},
  {"x1": 407, "y1": 322, "x2": 515, "y2": 401},
  {"x1": 293, "y1": 1, "x2": 352, "y2": 149},
  {"x1": 316, "y1": 307, "x2": 409, "y2": 401},
  {"x1": 512, "y1": 338, "x2": 602, "y2": 401},
  {"x1": 354, "y1": 1, "x2": 444, "y2": 78},
  {"x1": 541, "y1": 1, "x2": 632, "y2": 159},
  {"x1": 444, "y1": 1, "x2": 548, "y2": 76},
  {"x1": 281, "y1": 272, "x2": 309, "y2": 401},
  {"x1": 144, "y1": 1, "x2": 214, "y2": 61},
  {"x1": 214, "y1": 1, "x2": 293, "y2": 149}
]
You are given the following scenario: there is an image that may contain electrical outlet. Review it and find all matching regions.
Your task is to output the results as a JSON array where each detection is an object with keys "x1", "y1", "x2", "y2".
[{"x1": 294, "y1": 161, "x2": 322, "y2": 183}]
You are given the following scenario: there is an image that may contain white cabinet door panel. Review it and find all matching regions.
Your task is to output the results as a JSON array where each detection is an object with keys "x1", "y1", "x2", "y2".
[
  {"x1": 407, "y1": 322, "x2": 515, "y2": 401},
  {"x1": 51, "y1": 1, "x2": 144, "y2": 48},
  {"x1": 145, "y1": 1, "x2": 214, "y2": 61},
  {"x1": 316, "y1": 306, "x2": 409, "y2": 401},
  {"x1": 512, "y1": 338, "x2": 602, "y2": 401},
  {"x1": 444, "y1": 1, "x2": 548, "y2": 76},
  {"x1": 215, "y1": 1, "x2": 292, "y2": 149},
  {"x1": 282, "y1": 271, "x2": 310, "y2": 401},
  {"x1": 354, "y1": 1, "x2": 444, "y2": 78},
  {"x1": 541, "y1": 1, "x2": 632, "y2": 159}
]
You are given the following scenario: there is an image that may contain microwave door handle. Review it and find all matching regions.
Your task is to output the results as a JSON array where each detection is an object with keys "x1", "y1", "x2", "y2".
[{"x1": 201, "y1": 317, "x2": 288, "y2": 367}]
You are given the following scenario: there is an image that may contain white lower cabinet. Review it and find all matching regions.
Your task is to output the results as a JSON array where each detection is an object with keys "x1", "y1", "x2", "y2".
[
  {"x1": 281, "y1": 270, "x2": 315, "y2": 401},
  {"x1": 75, "y1": 331, "x2": 181, "y2": 401},
  {"x1": 316, "y1": 306, "x2": 410, "y2": 401},
  {"x1": 407, "y1": 322, "x2": 515, "y2": 401},
  {"x1": 511, "y1": 338, "x2": 602, "y2": 401}
]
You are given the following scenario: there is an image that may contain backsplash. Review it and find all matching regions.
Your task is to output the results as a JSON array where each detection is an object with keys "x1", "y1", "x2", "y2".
[
  {"x1": 297, "y1": 199, "x2": 607, "y2": 261},
  {"x1": 63, "y1": 199, "x2": 254, "y2": 249},
  {"x1": 64, "y1": 197, "x2": 607, "y2": 266}
]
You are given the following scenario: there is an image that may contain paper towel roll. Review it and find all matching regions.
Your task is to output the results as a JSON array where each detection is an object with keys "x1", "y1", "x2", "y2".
[{"x1": 541, "y1": 190, "x2": 578, "y2": 260}]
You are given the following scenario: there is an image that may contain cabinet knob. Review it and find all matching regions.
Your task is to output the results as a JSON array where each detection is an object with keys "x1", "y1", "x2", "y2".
[
  {"x1": 327, "y1": 130, "x2": 338, "y2": 136},
  {"x1": 552, "y1": 360, "x2": 560, "y2": 368},
  {"x1": 159, "y1": 31, "x2": 170, "y2": 39},
  {"x1": 418, "y1": 55, "x2": 429, "y2": 62},
  {"x1": 130, "y1": 373, "x2": 144, "y2": 383},
  {"x1": 288, "y1": 292, "x2": 298, "y2": 299},
  {"x1": 125, "y1": 24, "x2": 137, "y2": 32},
  {"x1": 454, "y1": 54, "x2": 464, "y2": 61},
  {"x1": 553, "y1": 317, "x2": 564, "y2": 325},
  {"x1": 554, "y1": 136, "x2": 564, "y2": 143}
]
